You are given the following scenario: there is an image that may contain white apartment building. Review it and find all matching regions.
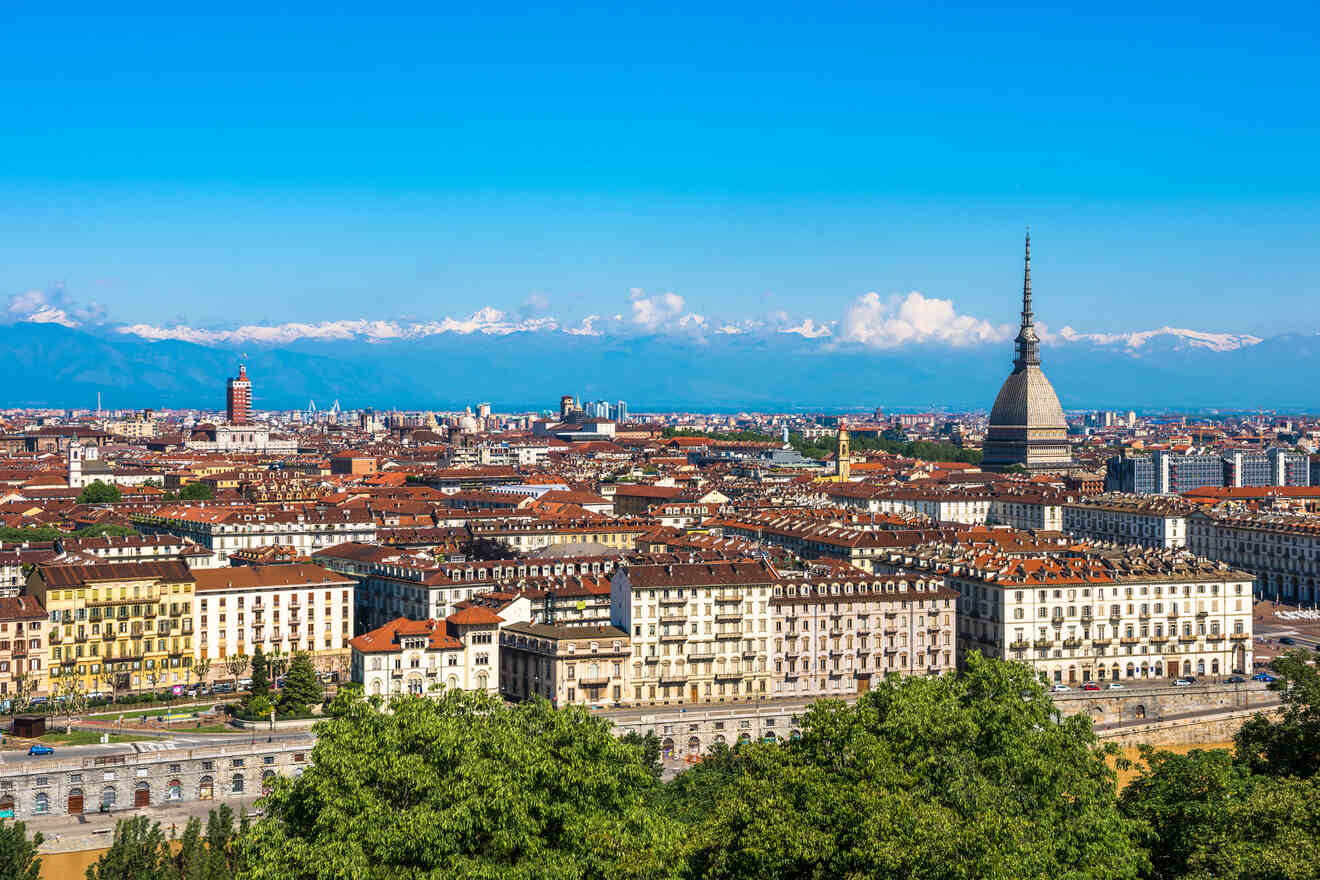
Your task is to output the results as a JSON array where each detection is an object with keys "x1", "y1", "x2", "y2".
[
  {"x1": 349, "y1": 607, "x2": 502, "y2": 697},
  {"x1": 610, "y1": 561, "x2": 775, "y2": 705},
  {"x1": 934, "y1": 547, "x2": 1254, "y2": 684},
  {"x1": 1189, "y1": 509, "x2": 1320, "y2": 603},
  {"x1": 134, "y1": 506, "x2": 377, "y2": 563},
  {"x1": 1062, "y1": 494, "x2": 1191, "y2": 549},
  {"x1": 192, "y1": 564, "x2": 355, "y2": 677},
  {"x1": 988, "y1": 490, "x2": 1066, "y2": 531}
]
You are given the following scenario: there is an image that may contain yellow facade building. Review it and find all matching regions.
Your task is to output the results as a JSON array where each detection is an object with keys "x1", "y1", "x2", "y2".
[{"x1": 27, "y1": 561, "x2": 196, "y2": 694}]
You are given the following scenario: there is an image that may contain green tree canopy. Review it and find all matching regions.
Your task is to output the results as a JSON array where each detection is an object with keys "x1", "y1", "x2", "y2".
[
  {"x1": 677, "y1": 653, "x2": 1144, "y2": 880},
  {"x1": 247, "y1": 644, "x2": 270, "y2": 704},
  {"x1": 77, "y1": 480, "x2": 122, "y2": 504},
  {"x1": 1234, "y1": 647, "x2": 1320, "y2": 779},
  {"x1": 177, "y1": 482, "x2": 215, "y2": 501},
  {"x1": 85, "y1": 809, "x2": 245, "y2": 880},
  {"x1": 0, "y1": 820, "x2": 43, "y2": 880},
  {"x1": 239, "y1": 689, "x2": 684, "y2": 880},
  {"x1": 278, "y1": 652, "x2": 322, "y2": 716}
]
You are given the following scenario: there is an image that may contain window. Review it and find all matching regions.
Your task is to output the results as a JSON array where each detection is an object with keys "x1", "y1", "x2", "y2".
[{"x1": 232, "y1": 774, "x2": 244, "y2": 793}]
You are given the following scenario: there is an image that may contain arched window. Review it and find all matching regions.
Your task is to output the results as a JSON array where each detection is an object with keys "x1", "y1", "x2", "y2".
[
  {"x1": 101, "y1": 787, "x2": 117, "y2": 809},
  {"x1": 199, "y1": 776, "x2": 214, "y2": 800},
  {"x1": 167, "y1": 780, "x2": 182, "y2": 801}
]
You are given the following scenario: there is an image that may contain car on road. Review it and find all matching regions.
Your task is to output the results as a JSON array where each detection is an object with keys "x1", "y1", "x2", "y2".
[
  {"x1": 1223, "y1": 676, "x2": 1246, "y2": 684},
  {"x1": 1107, "y1": 682, "x2": 1125, "y2": 689},
  {"x1": 1050, "y1": 684, "x2": 1071, "y2": 693},
  {"x1": 1082, "y1": 682, "x2": 1101, "y2": 691},
  {"x1": 1278, "y1": 636, "x2": 1296, "y2": 645},
  {"x1": 1172, "y1": 678, "x2": 1194, "y2": 687},
  {"x1": 1253, "y1": 672, "x2": 1277, "y2": 683},
  {"x1": 27, "y1": 745, "x2": 54, "y2": 756}
]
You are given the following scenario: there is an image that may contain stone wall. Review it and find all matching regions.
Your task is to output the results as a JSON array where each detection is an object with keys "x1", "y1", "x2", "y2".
[
  {"x1": 1050, "y1": 682, "x2": 1277, "y2": 726},
  {"x1": 1096, "y1": 706, "x2": 1282, "y2": 748},
  {"x1": 0, "y1": 736, "x2": 315, "y2": 820}
]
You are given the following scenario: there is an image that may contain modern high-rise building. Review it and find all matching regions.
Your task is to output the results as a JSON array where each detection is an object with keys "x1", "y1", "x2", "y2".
[
  {"x1": 983, "y1": 232, "x2": 1073, "y2": 472},
  {"x1": 616, "y1": 400, "x2": 628, "y2": 423},
  {"x1": 226, "y1": 363, "x2": 252, "y2": 425}
]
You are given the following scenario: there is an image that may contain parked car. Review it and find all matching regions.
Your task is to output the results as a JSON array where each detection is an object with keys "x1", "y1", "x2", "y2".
[
  {"x1": 1050, "y1": 684, "x2": 1071, "y2": 693},
  {"x1": 238, "y1": 679, "x2": 252, "y2": 691},
  {"x1": 1223, "y1": 676, "x2": 1246, "y2": 684},
  {"x1": 1278, "y1": 636, "x2": 1296, "y2": 645},
  {"x1": 1082, "y1": 682, "x2": 1101, "y2": 691},
  {"x1": 1172, "y1": 678, "x2": 1193, "y2": 687},
  {"x1": 28, "y1": 745, "x2": 54, "y2": 756},
  {"x1": 213, "y1": 682, "x2": 235, "y2": 694},
  {"x1": 1252, "y1": 672, "x2": 1277, "y2": 683},
  {"x1": 1107, "y1": 682, "x2": 1125, "y2": 690}
]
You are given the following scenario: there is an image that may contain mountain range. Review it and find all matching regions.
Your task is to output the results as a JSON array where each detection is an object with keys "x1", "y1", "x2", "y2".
[{"x1": 3, "y1": 322, "x2": 1317, "y2": 413}]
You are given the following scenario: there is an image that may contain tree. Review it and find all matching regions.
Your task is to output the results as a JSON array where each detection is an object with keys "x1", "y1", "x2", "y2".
[
  {"x1": 50, "y1": 665, "x2": 89, "y2": 733},
  {"x1": 240, "y1": 689, "x2": 684, "y2": 880},
  {"x1": 224, "y1": 654, "x2": 249, "y2": 694},
  {"x1": 9, "y1": 669, "x2": 37, "y2": 715},
  {"x1": 0, "y1": 820, "x2": 43, "y2": 880},
  {"x1": 266, "y1": 646, "x2": 290, "y2": 684},
  {"x1": 620, "y1": 730, "x2": 663, "y2": 782},
  {"x1": 193, "y1": 657, "x2": 212, "y2": 691},
  {"x1": 677, "y1": 653, "x2": 1145, "y2": 880},
  {"x1": 248, "y1": 645, "x2": 269, "y2": 703},
  {"x1": 85, "y1": 815, "x2": 168, "y2": 880},
  {"x1": 77, "y1": 480, "x2": 122, "y2": 504},
  {"x1": 1235, "y1": 647, "x2": 1320, "y2": 779},
  {"x1": 278, "y1": 652, "x2": 322, "y2": 716},
  {"x1": 176, "y1": 482, "x2": 214, "y2": 501}
]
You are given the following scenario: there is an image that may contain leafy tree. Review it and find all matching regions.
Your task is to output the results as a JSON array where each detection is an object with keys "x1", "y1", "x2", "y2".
[
  {"x1": 86, "y1": 815, "x2": 168, "y2": 880},
  {"x1": 240, "y1": 689, "x2": 685, "y2": 880},
  {"x1": 176, "y1": 482, "x2": 215, "y2": 501},
  {"x1": 224, "y1": 653, "x2": 249, "y2": 693},
  {"x1": 677, "y1": 653, "x2": 1144, "y2": 880},
  {"x1": 246, "y1": 695, "x2": 274, "y2": 721},
  {"x1": 620, "y1": 730, "x2": 663, "y2": 782},
  {"x1": 1235, "y1": 647, "x2": 1320, "y2": 779},
  {"x1": 75, "y1": 523, "x2": 138, "y2": 538},
  {"x1": 50, "y1": 665, "x2": 89, "y2": 732},
  {"x1": 248, "y1": 644, "x2": 269, "y2": 703},
  {"x1": 77, "y1": 480, "x2": 122, "y2": 504},
  {"x1": 193, "y1": 657, "x2": 212, "y2": 690},
  {"x1": 1118, "y1": 747, "x2": 1247, "y2": 880},
  {"x1": 0, "y1": 820, "x2": 43, "y2": 880},
  {"x1": 278, "y1": 652, "x2": 322, "y2": 716}
]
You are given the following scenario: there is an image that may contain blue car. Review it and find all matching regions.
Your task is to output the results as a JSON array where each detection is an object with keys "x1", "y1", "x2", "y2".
[
  {"x1": 1252, "y1": 672, "x2": 1276, "y2": 683},
  {"x1": 27, "y1": 744, "x2": 54, "y2": 756}
]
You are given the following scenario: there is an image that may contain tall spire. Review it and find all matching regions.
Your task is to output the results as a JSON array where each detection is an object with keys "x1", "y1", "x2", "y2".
[{"x1": 1013, "y1": 227, "x2": 1040, "y2": 369}]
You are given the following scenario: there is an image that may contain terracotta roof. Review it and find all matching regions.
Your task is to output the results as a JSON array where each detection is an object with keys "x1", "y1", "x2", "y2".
[
  {"x1": 445, "y1": 606, "x2": 504, "y2": 626},
  {"x1": 35, "y1": 559, "x2": 194, "y2": 587},
  {"x1": 192, "y1": 563, "x2": 352, "y2": 592}
]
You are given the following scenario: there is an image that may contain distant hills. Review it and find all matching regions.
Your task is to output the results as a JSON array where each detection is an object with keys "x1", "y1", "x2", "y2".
[{"x1": 2, "y1": 321, "x2": 1317, "y2": 413}]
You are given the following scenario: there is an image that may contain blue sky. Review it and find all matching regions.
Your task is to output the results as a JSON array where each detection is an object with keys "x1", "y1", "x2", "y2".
[{"x1": 2, "y1": 1, "x2": 1317, "y2": 344}]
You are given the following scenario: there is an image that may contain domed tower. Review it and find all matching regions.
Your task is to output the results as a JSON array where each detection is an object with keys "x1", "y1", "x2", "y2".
[{"x1": 983, "y1": 231, "x2": 1073, "y2": 472}]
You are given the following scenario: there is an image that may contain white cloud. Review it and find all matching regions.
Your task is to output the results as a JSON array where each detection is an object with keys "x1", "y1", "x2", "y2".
[
  {"x1": 779, "y1": 318, "x2": 833, "y2": 339},
  {"x1": 628, "y1": 289, "x2": 689, "y2": 331},
  {"x1": 118, "y1": 309, "x2": 559, "y2": 345},
  {"x1": 838, "y1": 291, "x2": 1012, "y2": 348},
  {"x1": 1055, "y1": 325, "x2": 1263, "y2": 352},
  {"x1": 6, "y1": 287, "x2": 107, "y2": 328},
  {"x1": 563, "y1": 315, "x2": 604, "y2": 336}
]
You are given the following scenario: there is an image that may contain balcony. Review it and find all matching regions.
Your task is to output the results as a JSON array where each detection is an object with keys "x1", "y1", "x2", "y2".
[
  {"x1": 1009, "y1": 640, "x2": 1030, "y2": 650},
  {"x1": 1120, "y1": 637, "x2": 1139, "y2": 644},
  {"x1": 714, "y1": 631, "x2": 742, "y2": 641},
  {"x1": 658, "y1": 633, "x2": 688, "y2": 643},
  {"x1": 659, "y1": 614, "x2": 686, "y2": 624},
  {"x1": 687, "y1": 650, "x2": 717, "y2": 662},
  {"x1": 579, "y1": 676, "x2": 611, "y2": 687},
  {"x1": 1051, "y1": 616, "x2": 1064, "y2": 626},
  {"x1": 1062, "y1": 638, "x2": 1082, "y2": 649},
  {"x1": 659, "y1": 596, "x2": 687, "y2": 606},
  {"x1": 1091, "y1": 638, "x2": 1111, "y2": 646},
  {"x1": 1178, "y1": 635, "x2": 1198, "y2": 643},
  {"x1": 1230, "y1": 632, "x2": 1249, "y2": 640},
  {"x1": 1149, "y1": 635, "x2": 1168, "y2": 643},
  {"x1": 1205, "y1": 633, "x2": 1224, "y2": 641},
  {"x1": 1033, "y1": 639, "x2": 1054, "y2": 649},
  {"x1": 715, "y1": 613, "x2": 743, "y2": 623}
]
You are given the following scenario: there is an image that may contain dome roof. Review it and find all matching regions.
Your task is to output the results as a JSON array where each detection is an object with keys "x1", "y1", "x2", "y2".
[{"x1": 988, "y1": 365, "x2": 1066, "y2": 430}]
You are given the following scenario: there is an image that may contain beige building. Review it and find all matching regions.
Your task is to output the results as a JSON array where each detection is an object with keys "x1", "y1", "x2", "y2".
[
  {"x1": 770, "y1": 572, "x2": 957, "y2": 699},
  {"x1": 610, "y1": 561, "x2": 775, "y2": 706},
  {"x1": 499, "y1": 622, "x2": 630, "y2": 707},
  {"x1": 1189, "y1": 509, "x2": 1320, "y2": 604},
  {"x1": 1062, "y1": 494, "x2": 1192, "y2": 549},
  {"x1": 192, "y1": 564, "x2": 355, "y2": 679},
  {"x1": 0, "y1": 596, "x2": 48, "y2": 699}
]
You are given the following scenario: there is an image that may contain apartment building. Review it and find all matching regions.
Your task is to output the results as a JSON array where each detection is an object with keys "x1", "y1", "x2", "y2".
[
  {"x1": 192, "y1": 565, "x2": 355, "y2": 678},
  {"x1": 988, "y1": 489, "x2": 1067, "y2": 531},
  {"x1": 0, "y1": 596, "x2": 47, "y2": 699},
  {"x1": 134, "y1": 506, "x2": 376, "y2": 563},
  {"x1": 1188, "y1": 509, "x2": 1320, "y2": 603},
  {"x1": 1062, "y1": 494, "x2": 1192, "y2": 549},
  {"x1": 467, "y1": 517, "x2": 654, "y2": 554},
  {"x1": 349, "y1": 607, "x2": 502, "y2": 697},
  {"x1": 609, "y1": 561, "x2": 774, "y2": 705},
  {"x1": 770, "y1": 572, "x2": 957, "y2": 700},
  {"x1": 499, "y1": 622, "x2": 630, "y2": 707},
  {"x1": 908, "y1": 545, "x2": 1254, "y2": 684},
  {"x1": 27, "y1": 561, "x2": 197, "y2": 692},
  {"x1": 712, "y1": 514, "x2": 950, "y2": 572}
]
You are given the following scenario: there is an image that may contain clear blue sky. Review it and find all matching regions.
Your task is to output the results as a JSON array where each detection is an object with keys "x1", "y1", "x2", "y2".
[{"x1": 2, "y1": 1, "x2": 1317, "y2": 339}]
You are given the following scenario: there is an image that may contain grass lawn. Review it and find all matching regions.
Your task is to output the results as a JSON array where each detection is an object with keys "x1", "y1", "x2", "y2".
[
  {"x1": 187, "y1": 724, "x2": 241, "y2": 734},
  {"x1": 37, "y1": 730, "x2": 153, "y2": 746},
  {"x1": 86, "y1": 704, "x2": 216, "y2": 722}
]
